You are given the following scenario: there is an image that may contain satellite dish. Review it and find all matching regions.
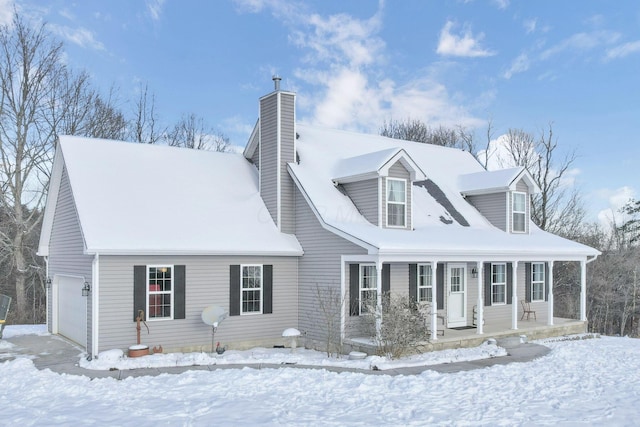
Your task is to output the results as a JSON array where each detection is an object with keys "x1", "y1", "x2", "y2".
[
  {"x1": 201, "y1": 305, "x2": 228, "y2": 354},
  {"x1": 201, "y1": 305, "x2": 228, "y2": 326}
]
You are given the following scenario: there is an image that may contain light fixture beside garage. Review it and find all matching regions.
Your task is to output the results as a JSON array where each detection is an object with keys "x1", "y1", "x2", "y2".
[
  {"x1": 46, "y1": 277, "x2": 51, "y2": 288},
  {"x1": 82, "y1": 281, "x2": 91, "y2": 297}
]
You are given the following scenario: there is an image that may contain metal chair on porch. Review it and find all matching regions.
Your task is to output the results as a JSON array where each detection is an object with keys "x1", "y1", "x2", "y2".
[
  {"x1": 520, "y1": 300, "x2": 536, "y2": 321},
  {"x1": 0, "y1": 294, "x2": 12, "y2": 339}
]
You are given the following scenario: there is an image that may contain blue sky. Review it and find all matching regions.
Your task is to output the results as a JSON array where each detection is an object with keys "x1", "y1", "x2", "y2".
[{"x1": 3, "y1": 0, "x2": 639, "y2": 225}]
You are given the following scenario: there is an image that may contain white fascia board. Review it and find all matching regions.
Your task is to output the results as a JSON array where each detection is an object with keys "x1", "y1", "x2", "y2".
[
  {"x1": 84, "y1": 247, "x2": 304, "y2": 257},
  {"x1": 509, "y1": 168, "x2": 541, "y2": 194},
  {"x1": 242, "y1": 119, "x2": 260, "y2": 160},
  {"x1": 37, "y1": 147, "x2": 64, "y2": 257},
  {"x1": 460, "y1": 187, "x2": 510, "y2": 197},
  {"x1": 376, "y1": 249, "x2": 593, "y2": 263},
  {"x1": 332, "y1": 171, "x2": 380, "y2": 184},
  {"x1": 287, "y1": 165, "x2": 379, "y2": 254},
  {"x1": 379, "y1": 149, "x2": 427, "y2": 181}
]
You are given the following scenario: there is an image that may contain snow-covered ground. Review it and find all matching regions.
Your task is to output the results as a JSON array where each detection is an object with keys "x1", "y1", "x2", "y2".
[{"x1": 1, "y1": 325, "x2": 639, "y2": 426}]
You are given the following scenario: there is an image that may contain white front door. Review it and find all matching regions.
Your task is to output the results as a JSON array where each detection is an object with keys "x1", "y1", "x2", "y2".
[{"x1": 447, "y1": 264, "x2": 467, "y2": 327}]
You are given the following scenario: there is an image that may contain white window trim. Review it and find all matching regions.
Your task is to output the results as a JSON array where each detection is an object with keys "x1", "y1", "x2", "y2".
[
  {"x1": 386, "y1": 177, "x2": 407, "y2": 228},
  {"x1": 241, "y1": 264, "x2": 263, "y2": 315},
  {"x1": 417, "y1": 263, "x2": 433, "y2": 303},
  {"x1": 491, "y1": 263, "x2": 507, "y2": 305},
  {"x1": 147, "y1": 265, "x2": 174, "y2": 321},
  {"x1": 512, "y1": 191, "x2": 527, "y2": 233},
  {"x1": 531, "y1": 262, "x2": 545, "y2": 302},
  {"x1": 359, "y1": 264, "x2": 377, "y2": 315}
]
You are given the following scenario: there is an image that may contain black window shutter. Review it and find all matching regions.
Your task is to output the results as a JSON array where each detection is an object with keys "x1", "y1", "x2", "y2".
[
  {"x1": 525, "y1": 262, "x2": 532, "y2": 303},
  {"x1": 436, "y1": 263, "x2": 445, "y2": 310},
  {"x1": 349, "y1": 264, "x2": 359, "y2": 316},
  {"x1": 544, "y1": 262, "x2": 549, "y2": 302},
  {"x1": 408, "y1": 264, "x2": 417, "y2": 302},
  {"x1": 133, "y1": 265, "x2": 146, "y2": 321},
  {"x1": 263, "y1": 265, "x2": 273, "y2": 314},
  {"x1": 174, "y1": 265, "x2": 186, "y2": 319},
  {"x1": 382, "y1": 264, "x2": 390, "y2": 294},
  {"x1": 484, "y1": 263, "x2": 492, "y2": 306},
  {"x1": 229, "y1": 265, "x2": 241, "y2": 316},
  {"x1": 506, "y1": 263, "x2": 513, "y2": 305}
]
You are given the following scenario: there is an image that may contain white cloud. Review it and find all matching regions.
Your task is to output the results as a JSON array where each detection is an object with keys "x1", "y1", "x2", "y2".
[
  {"x1": 503, "y1": 53, "x2": 530, "y2": 79},
  {"x1": 146, "y1": 0, "x2": 165, "y2": 21},
  {"x1": 539, "y1": 30, "x2": 621, "y2": 60},
  {"x1": 492, "y1": 0, "x2": 509, "y2": 10},
  {"x1": 605, "y1": 40, "x2": 640, "y2": 60},
  {"x1": 436, "y1": 21, "x2": 496, "y2": 58},
  {"x1": 0, "y1": 0, "x2": 14, "y2": 26},
  {"x1": 237, "y1": 1, "x2": 484, "y2": 133},
  {"x1": 523, "y1": 18, "x2": 537, "y2": 34},
  {"x1": 596, "y1": 186, "x2": 636, "y2": 228},
  {"x1": 49, "y1": 24, "x2": 105, "y2": 51}
]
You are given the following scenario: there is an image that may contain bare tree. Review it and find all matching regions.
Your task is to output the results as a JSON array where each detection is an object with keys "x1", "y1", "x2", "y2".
[
  {"x1": 380, "y1": 118, "x2": 475, "y2": 153},
  {"x1": 0, "y1": 14, "x2": 128, "y2": 323},
  {"x1": 496, "y1": 124, "x2": 585, "y2": 237},
  {"x1": 165, "y1": 113, "x2": 230, "y2": 152},
  {"x1": 130, "y1": 82, "x2": 164, "y2": 144}
]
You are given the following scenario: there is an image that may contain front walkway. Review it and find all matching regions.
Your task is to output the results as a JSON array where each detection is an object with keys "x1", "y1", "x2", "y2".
[{"x1": 1, "y1": 333, "x2": 550, "y2": 379}]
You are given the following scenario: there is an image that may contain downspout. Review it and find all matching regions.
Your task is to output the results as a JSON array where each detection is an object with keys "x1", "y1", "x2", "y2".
[
  {"x1": 44, "y1": 256, "x2": 49, "y2": 331},
  {"x1": 91, "y1": 253, "x2": 100, "y2": 359}
]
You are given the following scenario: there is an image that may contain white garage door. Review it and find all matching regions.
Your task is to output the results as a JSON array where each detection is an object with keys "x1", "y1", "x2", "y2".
[{"x1": 57, "y1": 275, "x2": 87, "y2": 348}]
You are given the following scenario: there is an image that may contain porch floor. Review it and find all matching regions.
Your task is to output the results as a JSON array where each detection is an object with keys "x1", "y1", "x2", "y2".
[{"x1": 346, "y1": 317, "x2": 587, "y2": 354}]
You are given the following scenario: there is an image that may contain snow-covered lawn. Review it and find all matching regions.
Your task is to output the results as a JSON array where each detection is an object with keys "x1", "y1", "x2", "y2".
[{"x1": 1, "y1": 326, "x2": 639, "y2": 426}]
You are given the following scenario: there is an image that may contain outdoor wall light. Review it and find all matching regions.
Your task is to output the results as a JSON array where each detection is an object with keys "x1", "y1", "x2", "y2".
[
  {"x1": 46, "y1": 277, "x2": 52, "y2": 288},
  {"x1": 82, "y1": 281, "x2": 91, "y2": 297},
  {"x1": 471, "y1": 268, "x2": 478, "y2": 278}
]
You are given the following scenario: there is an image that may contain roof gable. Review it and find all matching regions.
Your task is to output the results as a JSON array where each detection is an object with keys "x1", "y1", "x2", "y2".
[
  {"x1": 458, "y1": 167, "x2": 541, "y2": 196},
  {"x1": 332, "y1": 148, "x2": 426, "y2": 184},
  {"x1": 42, "y1": 135, "x2": 302, "y2": 256}
]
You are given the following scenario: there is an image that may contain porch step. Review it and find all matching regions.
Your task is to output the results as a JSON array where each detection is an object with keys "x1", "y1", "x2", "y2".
[{"x1": 496, "y1": 336, "x2": 524, "y2": 349}]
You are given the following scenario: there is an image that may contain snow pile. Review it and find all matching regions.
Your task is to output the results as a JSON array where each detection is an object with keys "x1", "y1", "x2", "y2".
[
  {"x1": 1, "y1": 335, "x2": 639, "y2": 425},
  {"x1": 80, "y1": 341, "x2": 507, "y2": 371},
  {"x1": 1, "y1": 324, "x2": 48, "y2": 339}
]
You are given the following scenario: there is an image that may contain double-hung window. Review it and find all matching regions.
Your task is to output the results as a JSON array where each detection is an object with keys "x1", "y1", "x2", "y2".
[
  {"x1": 359, "y1": 265, "x2": 377, "y2": 314},
  {"x1": 387, "y1": 178, "x2": 406, "y2": 227},
  {"x1": 148, "y1": 266, "x2": 173, "y2": 319},
  {"x1": 491, "y1": 263, "x2": 507, "y2": 305},
  {"x1": 242, "y1": 265, "x2": 263, "y2": 314},
  {"x1": 512, "y1": 192, "x2": 526, "y2": 233},
  {"x1": 531, "y1": 262, "x2": 545, "y2": 302},
  {"x1": 417, "y1": 264, "x2": 433, "y2": 303}
]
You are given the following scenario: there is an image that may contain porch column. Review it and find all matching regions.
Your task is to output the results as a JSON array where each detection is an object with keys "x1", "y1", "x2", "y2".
[
  {"x1": 477, "y1": 261, "x2": 484, "y2": 335},
  {"x1": 512, "y1": 261, "x2": 519, "y2": 330},
  {"x1": 580, "y1": 260, "x2": 587, "y2": 321},
  {"x1": 547, "y1": 261, "x2": 554, "y2": 326},
  {"x1": 376, "y1": 259, "x2": 383, "y2": 340},
  {"x1": 431, "y1": 261, "x2": 439, "y2": 341}
]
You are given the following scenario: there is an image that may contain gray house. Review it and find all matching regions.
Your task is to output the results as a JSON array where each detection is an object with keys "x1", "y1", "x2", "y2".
[{"x1": 38, "y1": 78, "x2": 600, "y2": 358}]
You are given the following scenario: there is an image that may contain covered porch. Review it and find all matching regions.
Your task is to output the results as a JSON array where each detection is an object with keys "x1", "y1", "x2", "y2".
[
  {"x1": 346, "y1": 317, "x2": 587, "y2": 354},
  {"x1": 341, "y1": 253, "x2": 595, "y2": 352}
]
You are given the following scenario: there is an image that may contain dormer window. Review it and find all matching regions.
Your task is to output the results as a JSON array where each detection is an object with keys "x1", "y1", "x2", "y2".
[
  {"x1": 512, "y1": 192, "x2": 526, "y2": 233},
  {"x1": 387, "y1": 178, "x2": 406, "y2": 227}
]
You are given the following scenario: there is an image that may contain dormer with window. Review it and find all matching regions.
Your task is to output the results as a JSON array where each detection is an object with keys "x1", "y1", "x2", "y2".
[
  {"x1": 332, "y1": 148, "x2": 426, "y2": 230},
  {"x1": 458, "y1": 167, "x2": 539, "y2": 234}
]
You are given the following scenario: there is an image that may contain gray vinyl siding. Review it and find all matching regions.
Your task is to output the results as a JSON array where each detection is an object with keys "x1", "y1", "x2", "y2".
[
  {"x1": 294, "y1": 186, "x2": 366, "y2": 346},
  {"x1": 97, "y1": 255, "x2": 298, "y2": 353},
  {"x1": 259, "y1": 94, "x2": 278, "y2": 224},
  {"x1": 279, "y1": 92, "x2": 296, "y2": 234},
  {"x1": 343, "y1": 179, "x2": 378, "y2": 225},
  {"x1": 47, "y1": 166, "x2": 93, "y2": 349},
  {"x1": 383, "y1": 161, "x2": 412, "y2": 229},
  {"x1": 467, "y1": 193, "x2": 507, "y2": 231},
  {"x1": 479, "y1": 263, "x2": 548, "y2": 324}
]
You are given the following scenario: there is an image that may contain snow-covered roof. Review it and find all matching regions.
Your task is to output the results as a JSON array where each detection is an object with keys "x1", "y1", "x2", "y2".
[
  {"x1": 41, "y1": 136, "x2": 302, "y2": 256},
  {"x1": 458, "y1": 167, "x2": 540, "y2": 195},
  {"x1": 332, "y1": 148, "x2": 426, "y2": 184},
  {"x1": 289, "y1": 124, "x2": 598, "y2": 259}
]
